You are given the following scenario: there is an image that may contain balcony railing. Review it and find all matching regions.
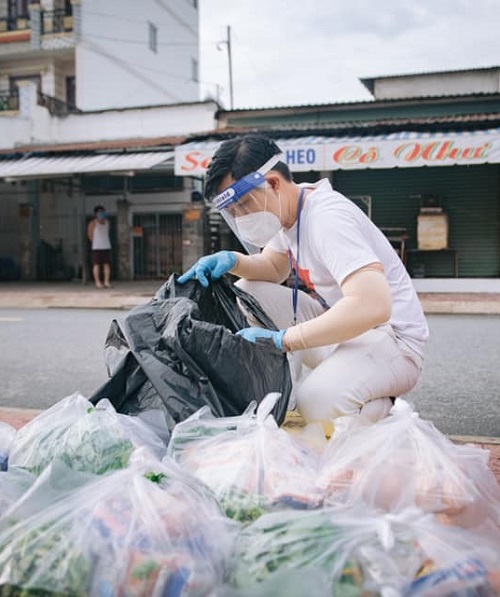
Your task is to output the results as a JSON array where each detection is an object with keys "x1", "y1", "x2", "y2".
[
  {"x1": 41, "y1": 8, "x2": 73, "y2": 35},
  {"x1": 0, "y1": 15, "x2": 30, "y2": 33},
  {"x1": 0, "y1": 90, "x2": 19, "y2": 112},
  {"x1": 38, "y1": 92, "x2": 81, "y2": 116}
]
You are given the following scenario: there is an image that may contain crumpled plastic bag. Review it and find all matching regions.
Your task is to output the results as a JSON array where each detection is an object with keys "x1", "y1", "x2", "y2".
[
  {"x1": 167, "y1": 393, "x2": 323, "y2": 524},
  {"x1": 227, "y1": 505, "x2": 500, "y2": 596},
  {"x1": 8, "y1": 393, "x2": 166, "y2": 475},
  {"x1": 90, "y1": 275, "x2": 292, "y2": 444},
  {"x1": 0, "y1": 448, "x2": 238, "y2": 596},
  {"x1": 317, "y1": 399, "x2": 500, "y2": 538},
  {"x1": 0, "y1": 421, "x2": 16, "y2": 471}
]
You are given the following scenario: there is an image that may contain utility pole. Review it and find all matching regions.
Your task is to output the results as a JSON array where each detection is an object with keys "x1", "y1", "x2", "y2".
[
  {"x1": 226, "y1": 26, "x2": 234, "y2": 109},
  {"x1": 218, "y1": 26, "x2": 234, "y2": 109}
]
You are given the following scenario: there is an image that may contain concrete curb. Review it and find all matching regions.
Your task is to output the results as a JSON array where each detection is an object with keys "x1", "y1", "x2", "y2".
[
  {"x1": 0, "y1": 285, "x2": 156, "y2": 310},
  {"x1": 419, "y1": 294, "x2": 500, "y2": 315},
  {"x1": 1, "y1": 288, "x2": 500, "y2": 314},
  {"x1": 0, "y1": 294, "x2": 150, "y2": 310}
]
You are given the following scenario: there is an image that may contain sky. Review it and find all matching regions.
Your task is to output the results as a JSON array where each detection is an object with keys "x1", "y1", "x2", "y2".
[{"x1": 198, "y1": 0, "x2": 500, "y2": 110}]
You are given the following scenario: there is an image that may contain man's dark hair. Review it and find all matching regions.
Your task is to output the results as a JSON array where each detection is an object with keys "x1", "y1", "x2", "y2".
[
  {"x1": 93, "y1": 205, "x2": 105, "y2": 215},
  {"x1": 204, "y1": 134, "x2": 292, "y2": 200}
]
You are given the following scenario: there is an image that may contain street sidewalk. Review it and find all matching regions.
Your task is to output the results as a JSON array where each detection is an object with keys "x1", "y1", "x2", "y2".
[
  {"x1": 0, "y1": 280, "x2": 160, "y2": 310},
  {"x1": 1, "y1": 280, "x2": 500, "y2": 313}
]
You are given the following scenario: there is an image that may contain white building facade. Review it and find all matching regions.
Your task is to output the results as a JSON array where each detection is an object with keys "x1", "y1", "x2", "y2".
[
  {"x1": 0, "y1": 1, "x2": 215, "y2": 282},
  {"x1": 0, "y1": 0, "x2": 199, "y2": 112}
]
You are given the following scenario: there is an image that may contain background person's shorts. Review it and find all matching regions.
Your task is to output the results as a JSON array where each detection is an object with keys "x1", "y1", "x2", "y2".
[{"x1": 91, "y1": 249, "x2": 111, "y2": 266}]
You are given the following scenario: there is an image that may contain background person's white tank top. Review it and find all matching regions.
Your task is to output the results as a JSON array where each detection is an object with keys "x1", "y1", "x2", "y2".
[{"x1": 92, "y1": 220, "x2": 111, "y2": 250}]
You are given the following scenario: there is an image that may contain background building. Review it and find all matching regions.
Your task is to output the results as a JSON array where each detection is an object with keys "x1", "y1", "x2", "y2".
[
  {"x1": 0, "y1": 0, "x2": 199, "y2": 112},
  {"x1": 0, "y1": 0, "x2": 211, "y2": 283}
]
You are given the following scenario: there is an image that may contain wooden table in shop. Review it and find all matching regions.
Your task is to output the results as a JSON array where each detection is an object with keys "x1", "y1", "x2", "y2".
[{"x1": 406, "y1": 248, "x2": 459, "y2": 278}]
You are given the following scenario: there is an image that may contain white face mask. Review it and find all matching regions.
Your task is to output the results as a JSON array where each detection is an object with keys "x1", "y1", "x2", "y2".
[{"x1": 235, "y1": 211, "x2": 282, "y2": 247}]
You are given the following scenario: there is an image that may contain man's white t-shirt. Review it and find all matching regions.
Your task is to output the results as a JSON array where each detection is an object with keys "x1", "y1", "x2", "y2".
[{"x1": 267, "y1": 179, "x2": 429, "y2": 357}]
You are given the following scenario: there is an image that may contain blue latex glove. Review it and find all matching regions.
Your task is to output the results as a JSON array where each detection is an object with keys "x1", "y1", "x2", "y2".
[
  {"x1": 177, "y1": 251, "x2": 237, "y2": 287},
  {"x1": 236, "y1": 327, "x2": 286, "y2": 351}
]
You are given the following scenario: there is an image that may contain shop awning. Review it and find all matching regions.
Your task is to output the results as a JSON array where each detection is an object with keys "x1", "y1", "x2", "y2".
[
  {"x1": 0, "y1": 151, "x2": 174, "y2": 180},
  {"x1": 174, "y1": 128, "x2": 500, "y2": 175}
]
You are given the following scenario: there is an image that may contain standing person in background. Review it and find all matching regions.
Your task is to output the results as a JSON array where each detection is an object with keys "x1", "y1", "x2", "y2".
[
  {"x1": 87, "y1": 205, "x2": 112, "y2": 289},
  {"x1": 178, "y1": 134, "x2": 429, "y2": 429}
]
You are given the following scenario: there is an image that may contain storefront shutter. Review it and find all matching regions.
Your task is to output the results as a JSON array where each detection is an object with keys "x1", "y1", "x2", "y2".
[{"x1": 332, "y1": 164, "x2": 499, "y2": 278}]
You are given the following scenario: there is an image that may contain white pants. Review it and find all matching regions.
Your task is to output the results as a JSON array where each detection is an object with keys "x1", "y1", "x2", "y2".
[{"x1": 236, "y1": 280, "x2": 423, "y2": 424}]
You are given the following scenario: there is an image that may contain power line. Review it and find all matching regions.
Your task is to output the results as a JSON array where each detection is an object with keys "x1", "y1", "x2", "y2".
[
  {"x1": 81, "y1": 37, "x2": 225, "y2": 89},
  {"x1": 85, "y1": 33, "x2": 200, "y2": 46},
  {"x1": 114, "y1": 57, "x2": 196, "y2": 81},
  {"x1": 82, "y1": 9, "x2": 196, "y2": 32},
  {"x1": 231, "y1": 29, "x2": 283, "y2": 105},
  {"x1": 152, "y1": 0, "x2": 197, "y2": 36},
  {"x1": 82, "y1": 39, "x2": 182, "y2": 102},
  {"x1": 85, "y1": 33, "x2": 219, "y2": 46},
  {"x1": 72, "y1": 10, "x2": 228, "y2": 100}
]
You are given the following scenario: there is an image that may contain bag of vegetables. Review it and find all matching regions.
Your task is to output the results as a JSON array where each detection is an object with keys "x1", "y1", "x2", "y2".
[
  {"x1": 227, "y1": 505, "x2": 500, "y2": 596},
  {"x1": 0, "y1": 449, "x2": 238, "y2": 596},
  {"x1": 167, "y1": 393, "x2": 323, "y2": 524},
  {"x1": 8, "y1": 393, "x2": 166, "y2": 476}
]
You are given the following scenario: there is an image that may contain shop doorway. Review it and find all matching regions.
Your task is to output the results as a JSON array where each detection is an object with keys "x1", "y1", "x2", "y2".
[{"x1": 132, "y1": 213, "x2": 182, "y2": 279}]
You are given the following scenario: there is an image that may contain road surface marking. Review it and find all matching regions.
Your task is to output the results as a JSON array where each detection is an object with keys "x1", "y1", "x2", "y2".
[{"x1": 0, "y1": 317, "x2": 24, "y2": 322}]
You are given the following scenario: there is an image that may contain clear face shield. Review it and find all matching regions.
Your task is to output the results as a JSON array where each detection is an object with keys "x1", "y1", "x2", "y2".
[{"x1": 211, "y1": 154, "x2": 283, "y2": 254}]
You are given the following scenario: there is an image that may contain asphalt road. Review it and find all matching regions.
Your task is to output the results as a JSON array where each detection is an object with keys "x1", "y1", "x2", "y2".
[
  {"x1": 0, "y1": 308, "x2": 115, "y2": 409},
  {"x1": 0, "y1": 308, "x2": 499, "y2": 437},
  {"x1": 405, "y1": 313, "x2": 500, "y2": 437}
]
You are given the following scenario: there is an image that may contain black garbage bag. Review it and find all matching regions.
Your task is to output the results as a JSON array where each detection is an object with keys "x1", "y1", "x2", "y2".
[{"x1": 90, "y1": 275, "x2": 291, "y2": 443}]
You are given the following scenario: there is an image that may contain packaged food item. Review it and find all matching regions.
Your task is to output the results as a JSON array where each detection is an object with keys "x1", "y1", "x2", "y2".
[{"x1": 405, "y1": 555, "x2": 500, "y2": 596}]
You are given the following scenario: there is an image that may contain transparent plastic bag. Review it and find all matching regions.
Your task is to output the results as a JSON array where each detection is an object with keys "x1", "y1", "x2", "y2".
[
  {"x1": 318, "y1": 399, "x2": 500, "y2": 535},
  {"x1": 0, "y1": 468, "x2": 35, "y2": 518},
  {"x1": 227, "y1": 505, "x2": 500, "y2": 596},
  {"x1": 215, "y1": 568, "x2": 332, "y2": 597},
  {"x1": 0, "y1": 421, "x2": 16, "y2": 471},
  {"x1": 399, "y1": 510, "x2": 500, "y2": 596},
  {"x1": 0, "y1": 449, "x2": 238, "y2": 596},
  {"x1": 167, "y1": 393, "x2": 323, "y2": 523},
  {"x1": 227, "y1": 505, "x2": 414, "y2": 595},
  {"x1": 8, "y1": 393, "x2": 95, "y2": 474},
  {"x1": 9, "y1": 394, "x2": 166, "y2": 475}
]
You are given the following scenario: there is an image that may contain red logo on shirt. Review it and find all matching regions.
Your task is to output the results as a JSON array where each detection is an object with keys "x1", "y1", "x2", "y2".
[{"x1": 288, "y1": 252, "x2": 330, "y2": 310}]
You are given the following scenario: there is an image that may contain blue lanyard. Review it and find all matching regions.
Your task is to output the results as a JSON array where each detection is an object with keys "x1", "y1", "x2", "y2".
[{"x1": 290, "y1": 188, "x2": 305, "y2": 325}]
